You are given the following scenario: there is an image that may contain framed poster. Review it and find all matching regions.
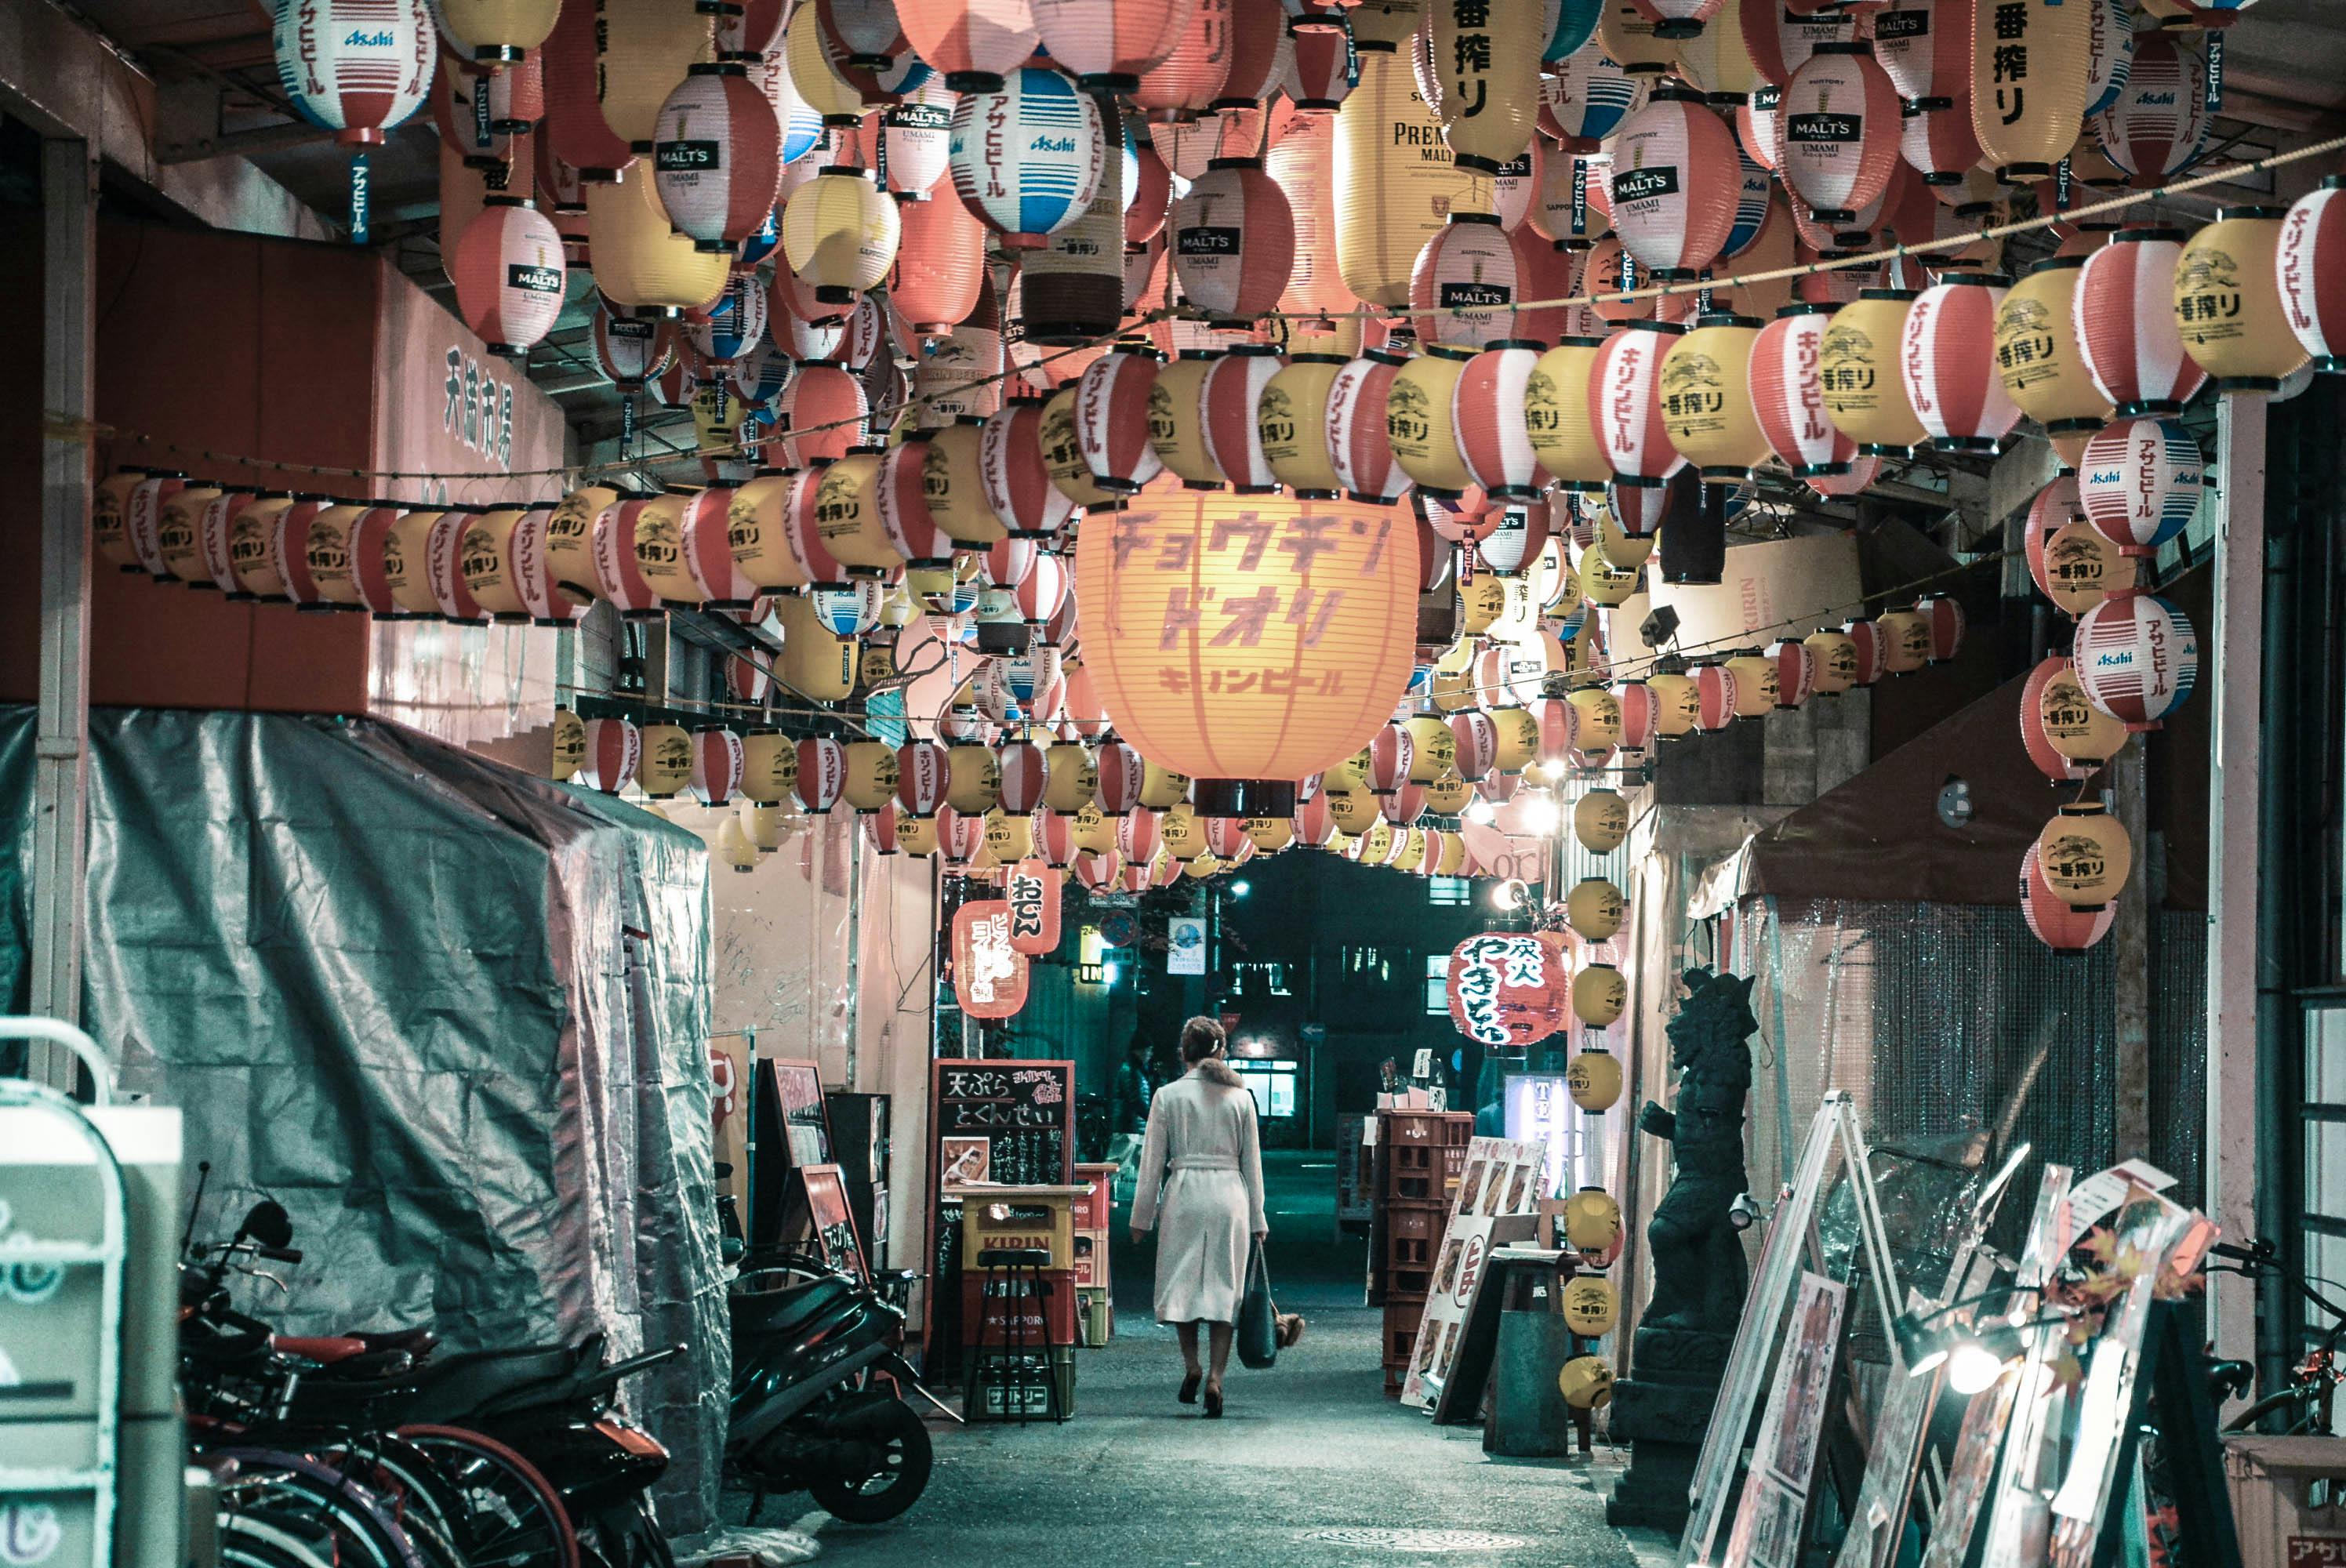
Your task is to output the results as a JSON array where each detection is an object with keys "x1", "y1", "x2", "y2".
[
  {"x1": 940, "y1": 1136, "x2": 993, "y2": 1189},
  {"x1": 768, "y1": 1058, "x2": 831, "y2": 1169},
  {"x1": 710, "y1": 1034, "x2": 751, "y2": 1224},
  {"x1": 1722, "y1": 1272, "x2": 1848, "y2": 1568},
  {"x1": 802, "y1": 1162, "x2": 868, "y2": 1285},
  {"x1": 750, "y1": 1056, "x2": 835, "y2": 1243}
]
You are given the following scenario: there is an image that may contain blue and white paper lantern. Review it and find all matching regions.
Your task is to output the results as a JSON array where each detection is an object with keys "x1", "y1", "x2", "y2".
[{"x1": 948, "y1": 66, "x2": 1106, "y2": 244}]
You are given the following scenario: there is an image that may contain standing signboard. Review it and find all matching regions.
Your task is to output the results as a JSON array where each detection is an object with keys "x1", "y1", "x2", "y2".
[
  {"x1": 1721, "y1": 1273, "x2": 1849, "y2": 1568},
  {"x1": 1402, "y1": 1136, "x2": 1547, "y2": 1409},
  {"x1": 924, "y1": 1059, "x2": 1077, "y2": 1373}
]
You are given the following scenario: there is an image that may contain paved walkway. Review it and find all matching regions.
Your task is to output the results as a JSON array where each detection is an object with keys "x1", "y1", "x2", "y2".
[{"x1": 800, "y1": 1152, "x2": 1672, "y2": 1568}]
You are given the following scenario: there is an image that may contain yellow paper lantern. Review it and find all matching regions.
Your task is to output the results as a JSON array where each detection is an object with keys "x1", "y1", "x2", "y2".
[
  {"x1": 1324, "y1": 746, "x2": 1372, "y2": 793},
  {"x1": 774, "y1": 593, "x2": 858, "y2": 700},
  {"x1": 1139, "y1": 760, "x2": 1191, "y2": 811},
  {"x1": 1045, "y1": 742, "x2": 1099, "y2": 813},
  {"x1": 946, "y1": 743, "x2": 1003, "y2": 814},
  {"x1": 1724, "y1": 648, "x2": 1777, "y2": 718},
  {"x1": 843, "y1": 739, "x2": 901, "y2": 813},
  {"x1": 1390, "y1": 826, "x2": 1429, "y2": 873},
  {"x1": 1161, "y1": 803, "x2": 1210, "y2": 861},
  {"x1": 726, "y1": 473, "x2": 812, "y2": 591},
  {"x1": 1566, "y1": 877, "x2": 1625, "y2": 940},
  {"x1": 637, "y1": 723, "x2": 692, "y2": 798},
  {"x1": 1877, "y1": 608, "x2": 1930, "y2": 674},
  {"x1": 1567, "y1": 1047, "x2": 1624, "y2": 1112},
  {"x1": 783, "y1": 167, "x2": 901, "y2": 306},
  {"x1": 1247, "y1": 815, "x2": 1296, "y2": 852},
  {"x1": 1596, "y1": 1, "x2": 1675, "y2": 75},
  {"x1": 154, "y1": 485, "x2": 222, "y2": 583},
  {"x1": 1647, "y1": 671, "x2": 1699, "y2": 737},
  {"x1": 1567, "y1": 688, "x2": 1624, "y2": 753},
  {"x1": 1354, "y1": 818, "x2": 1396, "y2": 863},
  {"x1": 588, "y1": 174, "x2": 730, "y2": 314},
  {"x1": 436, "y1": 0, "x2": 558, "y2": 61},
  {"x1": 1071, "y1": 802, "x2": 1117, "y2": 854},
  {"x1": 1385, "y1": 349, "x2": 1476, "y2": 498},
  {"x1": 1821, "y1": 290, "x2": 1927, "y2": 455},
  {"x1": 1560, "y1": 1355, "x2": 1614, "y2": 1409},
  {"x1": 1457, "y1": 575, "x2": 1509, "y2": 637},
  {"x1": 1994, "y1": 256, "x2": 2111, "y2": 454},
  {"x1": 1560, "y1": 1276, "x2": 1619, "y2": 1338},
  {"x1": 599, "y1": 0, "x2": 710, "y2": 151},
  {"x1": 1572, "y1": 962, "x2": 1627, "y2": 1027},
  {"x1": 1041, "y1": 385, "x2": 1120, "y2": 508},
  {"x1": 812, "y1": 451, "x2": 903, "y2": 572},
  {"x1": 2043, "y1": 518, "x2": 2123, "y2": 616},
  {"x1": 1258, "y1": 353, "x2": 1349, "y2": 498},
  {"x1": 2039, "y1": 663, "x2": 2126, "y2": 768},
  {"x1": 1593, "y1": 508, "x2": 1652, "y2": 572},
  {"x1": 549, "y1": 707, "x2": 586, "y2": 781},
  {"x1": 1491, "y1": 707, "x2": 1539, "y2": 772},
  {"x1": 898, "y1": 813, "x2": 942, "y2": 858},
  {"x1": 1431, "y1": 0, "x2": 1542, "y2": 173},
  {"x1": 1402, "y1": 716, "x2": 1460, "y2": 782},
  {"x1": 1970, "y1": 0, "x2": 2089, "y2": 183},
  {"x1": 380, "y1": 508, "x2": 440, "y2": 615},
  {"x1": 1579, "y1": 547, "x2": 1640, "y2": 607},
  {"x1": 920, "y1": 422, "x2": 1008, "y2": 548},
  {"x1": 1422, "y1": 771, "x2": 1474, "y2": 815},
  {"x1": 1076, "y1": 495, "x2": 1421, "y2": 814},
  {"x1": 740, "y1": 731, "x2": 800, "y2": 804},
  {"x1": 2174, "y1": 208, "x2": 2310, "y2": 394},
  {"x1": 1526, "y1": 339, "x2": 1611, "y2": 492},
  {"x1": 785, "y1": 0, "x2": 870, "y2": 125},
  {"x1": 1335, "y1": 42, "x2": 1472, "y2": 308},
  {"x1": 1660, "y1": 314, "x2": 1769, "y2": 481},
  {"x1": 1803, "y1": 630, "x2": 1858, "y2": 695},
  {"x1": 1562, "y1": 1187, "x2": 1622, "y2": 1252},
  {"x1": 1327, "y1": 788, "x2": 1383, "y2": 835},
  {"x1": 1147, "y1": 352, "x2": 1224, "y2": 489},
  {"x1": 2034, "y1": 801, "x2": 2131, "y2": 909},
  {"x1": 1574, "y1": 789, "x2": 1629, "y2": 853}
]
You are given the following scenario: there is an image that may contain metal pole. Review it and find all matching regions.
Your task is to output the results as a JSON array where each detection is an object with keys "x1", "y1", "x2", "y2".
[
  {"x1": 31, "y1": 138, "x2": 97, "y2": 1090},
  {"x1": 842, "y1": 821, "x2": 865, "y2": 1089},
  {"x1": 2203, "y1": 393, "x2": 2265, "y2": 1384},
  {"x1": 2110, "y1": 745, "x2": 2151, "y2": 1159}
]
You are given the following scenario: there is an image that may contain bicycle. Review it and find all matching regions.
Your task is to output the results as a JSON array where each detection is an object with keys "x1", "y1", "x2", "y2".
[{"x1": 2209, "y1": 1239, "x2": 2345, "y2": 1435}]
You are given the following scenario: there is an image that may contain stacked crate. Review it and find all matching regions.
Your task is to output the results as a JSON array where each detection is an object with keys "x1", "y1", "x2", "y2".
[
  {"x1": 1073, "y1": 1162, "x2": 1117, "y2": 1346},
  {"x1": 1375, "y1": 1109, "x2": 1473, "y2": 1397}
]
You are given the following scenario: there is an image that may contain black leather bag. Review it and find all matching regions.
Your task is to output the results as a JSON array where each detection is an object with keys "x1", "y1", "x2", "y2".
[{"x1": 1237, "y1": 1240, "x2": 1278, "y2": 1370}]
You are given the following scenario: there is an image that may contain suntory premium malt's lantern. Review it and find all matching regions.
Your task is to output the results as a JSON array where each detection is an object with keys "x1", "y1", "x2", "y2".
[
  {"x1": 1969, "y1": 0, "x2": 2090, "y2": 182},
  {"x1": 2075, "y1": 228, "x2": 2208, "y2": 416},
  {"x1": 2279, "y1": 179, "x2": 2346, "y2": 372},
  {"x1": 1171, "y1": 158, "x2": 1296, "y2": 325},
  {"x1": 653, "y1": 63, "x2": 784, "y2": 253},
  {"x1": 1608, "y1": 87, "x2": 1744, "y2": 280},
  {"x1": 2173, "y1": 208, "x2": 2308, "y2": 393},
  {"x1": 1901, "y1": 275, "x2": 2019, "y2": 452},
  {"x1": 1774, "y1": 43, "x2": 1901, "y2": 224},
  {"x1": 452, "y1": 198, "x2": 566, "y2": 352},
  {"x1": 2033, "y1": 800, "x2": 2130, "y2": 909},
  {"x1": 947, "y1": 67, "x2": 1104, "y2": 247},
  {"x1": 2072, "y1": 589, "x2": 2199, "y2": 731},
  {"x1": 1075, "y1": 495, "x2": 1419, "y2": 817},
  {"x1": 1447, "y1": 932, "x2": 1571, "y2": 1047},
  {"x1": 1820, "y1": 289, "x2": 1927, "y2": 454},
  {"x1": 2079, "y1": 416, "x2": 2203, "y2": 556},
  {"x1": 1335, "y1": 42, "x2": 1471, "y2": 308},
  {"x1": 1994, "y1": 256, "x2": 2112, "y2": 459}
]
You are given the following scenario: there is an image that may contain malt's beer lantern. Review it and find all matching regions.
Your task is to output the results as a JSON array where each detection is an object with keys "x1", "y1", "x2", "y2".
[
  {"x1": 947, "y1": 67, "x2": 1104, "y2": 247},
  {"x1": 1774, "y1": 43, "x2": 1900, "y2": 224},
  {"x1": 1872, "y1": 0, "x2": 1970, "y2": 105},
  {"x1": 1525, "y1": 338, "x2": 1611, "y2": 492},
  {"x1": 1589, "y1": 321, "x2": 1688, "y2": 486},
  {"x1": 2173, "y1": 208, "x2": 2307, "y2": 394},
  {"x1": 2033, "y1": 801, "x2": 2130, "y2": 910},
  {"x1": 1410, "y1": 215, "x2": 1520, "y2": 352},
  {"x1": 1901, "y1": 275, "x2": 2019, "y2": 452},
  {"x1": 953, "y1": 902, "x2": 1031, "y2": 1018},
  {"x1": 2021, "y1": 840, "x2": 2118, "y2": 953},
  {"x1": 2278, "y1": 179, "x2": 2346, "y2": 372},
  {"x1": 1335, "y1": 41, "x2": 1472, "y2": 308},
  {"x1": 1608, "y1": 87, "x2": 1744, "y2": 280},
  {"x1": 576, "y1": 717, "x2": 642, "y2": 793},
  {"x1": 1820, "y1": 289, "x2": 1927, "y2": 454},
  {"x1": 2079, "y1": 416, "x2": 2203, "y2": 556},
  {"x1": 1969, "y1": 0, "x2": 2090, "y2": 182},
  {"x1": 2073, "y1": 589, "x2": 2199, "y2": 731},
  {"x1": 1447, "y1": 932, "x2": 1571, "y2": 1047},
  {"x1": 1749, "y1": 303, "x2": 1857, "y2": 477},
  {"x1": 653, "y1": 64, "x2": 785, "y2": 254},
  {"x1": 1171, "y1": 158, "x2": 1296, "y2": 326},
  {"x1": 1994, "y1": 256, "x2": 2111, "y2": 460},
  {"x1": 1659, "y1": 314, "x2": 1767, "y2": 480},
  {"x1": 587, "y1": 174, "x2": 732, "y2": 313},
  {"x1": 2075, "y1": 228, "x2": 2208, "y2": 416},
  {"x1": 452, "y1": 198, "x2": 565, "y2": 353}
]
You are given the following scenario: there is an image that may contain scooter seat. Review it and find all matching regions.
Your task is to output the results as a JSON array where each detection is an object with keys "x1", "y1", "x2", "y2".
[
  {"x1": 397, "y1": 1341, "x2": 593, "y2": 1424},
  {"x1": 731, "y1": 1275, "x2": 853, "y2": 1341}
]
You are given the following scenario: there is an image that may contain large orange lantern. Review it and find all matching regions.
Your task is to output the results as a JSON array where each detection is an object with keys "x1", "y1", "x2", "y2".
[
  {"x1": 1447, "y1": 932, "x2": 1571, "y2": 1047},
  {"x1": 952, "y1": 900, "x2": 1031, "y2": 1017},
  {"x1": 1074, "y1": 495, "x2": 1420, "y2": 817}
]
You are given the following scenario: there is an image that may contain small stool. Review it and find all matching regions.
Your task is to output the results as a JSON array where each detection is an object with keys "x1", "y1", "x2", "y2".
[{"x1": 970, "y1": 1246, "x2": 1066, "y2": 1425}]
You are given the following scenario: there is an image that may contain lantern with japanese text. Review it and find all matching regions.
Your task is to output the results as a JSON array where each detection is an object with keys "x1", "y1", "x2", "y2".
[
  {"x1": 2079, "y1": 416, "x2": 2203, "y2": 556},
  {"x1": 690, "y1": 728, "x2": 746, "y2": 806},
  {"x1": 1523, "y1": 338, "x2": 1611, "y2": 492},
  {"x1": 1075, "y1": 495, "x2": 1419, "y2": 817},
  {"x1": 2021, "y1": 841, "x2": 2118, "y2": 953},
  {"x1": 1901, "y1": 275, "x2": 2019, "y2": 452},
  {"x1": 576, "y1": 717, "x2": 641, "y2": 793},
  {"x1": 1410, "y1": 215, "x2": 1520, "y2": 352},
  {"x1": 1775, "y1": 43, "x2": 1901, "y2": 224},
  {"x1": 1589, "y1": 321, "x2": 1687, "y2": 487},
  {"x1": 1969, "y1": 0, "x2": 2090, "y2": 183},
  {"x1": 953, "y1": 900, "x2": 1031, "y2": 1016},
  {"x1": 1820, "y1": 289, "x2": 1926, "y2": 453},
  {"x1": 653, "y1": 63, "x2": 784, "y2": 254},
  {"x1": 2033, "y1": 801, "x2": 2130, "y2": 910},
  {"x1": 1385, "y1": 349, "x2": 1476, "y2": 499},
  {"x1": 947, "y1": 66, "x2": 1104, "y2": 247},
  {"x1": 2073, "y1": 589, "x2": 2198, "y2": 731},
  {"x1": 1608, "y1": 88, "x2": 1743, "y2": 280},
  {"x1": 1566, "y1": 877, "x2": 1625, "y2": 941},
  {"x1": 1452, "y1": 344, "x2": 1546, "y2": 500},
  {"x1": 2075, "y1": 227, "x2": 2208, "y2": 416},
  {"x1": 1749, "y1": 303, "x2": 1854, "y2": 477},
  {"x1": 1428, "y1": 0, "x2": 1542, "y2": 173},
  {"x1": 636, "y1": 723, "x2": 692, "y2": 798},
  {"x1": 2023, "y1": 655, "x2": 2124, "y2": 780},
  {"x1": 1690, "y1": 662, "x2": 1737, "y2": 730},
  {"x1": 1659, "y1": 314, "x2": 1767, "y2": 480},
  {"x1": 1200, "y1": 347, "x2": 1286, "y2": 494},
  {"x1": 274, "y1": 0, "x2": 433, "y2": 149},
  {"x1": 1447, "y1": 932, "x2": 1571, "y2": 1048},
  {"x1": 1171, "y1": 158, "x2": 1297, "y2": 326},
  {"x1": 2279, "y1": 179, "x2": 2346, "y2": 372},
  {"x1": 2090, "y1": 30, "x2": 2206, "y2": 189},
  {"x1": 1005, "y1": 855, "x2": 1064, "y2": 955},
  {"x1": 1335, "y1": 41, "x2": 1473, "y2": 307},
  {"x1": 1993, "y1": 255, "x2": 2110, "y2": 461},
  {"x1": 452, "y1": 198, "x2": 565, "y2": 353},
  {"x1": 2174, "y1": 208, "x2": 2308, "y2": 394}
]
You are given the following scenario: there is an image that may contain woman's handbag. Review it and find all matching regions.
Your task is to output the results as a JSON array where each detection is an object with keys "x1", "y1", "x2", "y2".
[{"x1": 1237, "y1": 1240, "x2": 1279, "y2": 1369}]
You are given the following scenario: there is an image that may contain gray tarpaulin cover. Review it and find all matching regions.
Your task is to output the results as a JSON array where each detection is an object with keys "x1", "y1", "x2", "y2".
[{"x1": 0, "y1": 706, "x2": 728, "y2": 1532}]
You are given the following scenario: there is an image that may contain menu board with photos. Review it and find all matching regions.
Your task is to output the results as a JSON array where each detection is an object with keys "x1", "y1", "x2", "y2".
[
  {"x1": 750, "y1": 1057, "x2": 835, "y2": 1244},
  {"x1": 924, "y1": 1059, "x2": 1077, "y2": 1362}
]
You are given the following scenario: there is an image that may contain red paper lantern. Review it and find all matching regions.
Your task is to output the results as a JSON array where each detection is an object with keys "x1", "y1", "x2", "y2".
[
  {"x1": 953, "y1": 900, "x2": 1032, "y2": 1016},
  {"x1": 897, "y1": 0, "x2": 1041, "y2": 91},
  {"x1": 690, "y1": 728, "x2": 746, "y2": 804},
  {"x1": 653, "y1": 64, "x2": 784, "y2": 251},
  {"x1": 2090, "y1": 30, "x2": 2208, "y2": 191},
  {"x1": 1005, "y1": 857, "x2": 1064, "y2": 955},
  {"x1": 891, "y1": 169, "x2": 988, "y2": 332},
  {"x1": 1916, "y1": 593, "x2": 1965, "y2": 662},
  {"x1": 1900, "y1": 99, "x2": 1983, "y2": 187},
  {"x1": 1171, "y1": 158, "x2": 1296, "y2": 326},
  {"x1": 779, "y1": 362, "x2": 871, "y2": 466},
  {"x1": 1843, "y1": 619, "x2": 1885, "y2": 684},
  {"x1": 1200, "y1": 346, "x2": 1284, "y2": 493},
  {"x1": 1411, "y1": 214, "x2": 1520, "y2": 352},
  {"x1": 1095, "y1": 741, "x2": 1147, "y2": 815},
  {"x1": 2020, "y1": 842, "x2": 2116, "y2": 953},
  {"x1": 1446, "y1": 932, "x2": 1571, "y2": 1048},
  {"x1": 1284, "y1": 19, "x2": 1357, "y2": 111},
  {"x1": 1740, "y1": 0, "x2": 1861, "y2": 88},
  {"x1": 1030, "y1": 0, "x2": 1197, "y2": 91},
  {"x1": 997, "y1": 739, "x2": 1050, "y2": 814},
  {"x1": 1447, "y1": 710, "x2": 1499, "y2": 780},
  {"x1": 1608, "y1": 88, "x2": 1744, "y2": 280},
  {"x1": 1588, "y1": 321, "x2": 1689, "y2": 486},
  {"x1": 2020, "y1": 655, "x2": 2097, "y2": 785},
  {"x1": 1749, "y1": 302, "x2": 1857, "y2": 477},
  {"x1": 1117, "y1": 807, "x2": 1163, "y2": 864},
  {"x1": 898, "y1": 740, "x2": 951, "y2": 815},
  {"x1": 1131, "y1": 0, "x2": 1234, "y2": 115},
  {"x1": 452, "y1": 198, "x2": 566, "y2": 353},
  {"x1": 1774, "y1": 44, "x2": 1901, "y2": 224},
  {"x1": 1454, "y1": 344, "x2": 1545, "y2": 500},
  {"x1": 1767, "y1": 638, "x2": 1815, "y2": 707},
  {"x1": 981, "y1": 401, "x2": 1077, "y2": 539},
  {"x1": 1692, "y1": 662, "x2": 1737, "y2": 730},
  {"x1": 1899, "y1": 274, "x2": 2019, "y2": 452},
  {"x1": 1076, "y1": 347, "x2": 1164, "y2": 495},
  {"x1": 2279, "y1": 179, "x2": 2346, "y2": 372},
  {"x1": 2072, "y1": 589, "x2": 2199, "y2": 731},
  {"x1": 795, "y1": 738, "x2": 848, "y2": 812},
  {"x1": 1614, "y1": 681, "x2": 1659, "y2": 753},
  {"x1": 2079, "y1": 415, "x2": 2204, "y2": 557},
  {"x1": 577, "y1": 717, "x2": 642, "y2": 792},
  {"x1": 1327, "y1": 350, "x2": 1413, "y2": 504},
  {"x1": 2074, "y1": 228, "x2": 2208, "y2": 416}
]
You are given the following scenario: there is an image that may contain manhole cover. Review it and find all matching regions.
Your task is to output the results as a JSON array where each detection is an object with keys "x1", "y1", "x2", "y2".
[{"x1": 1300, "y1": 1528, "x2": 1533, "y2": 1552}]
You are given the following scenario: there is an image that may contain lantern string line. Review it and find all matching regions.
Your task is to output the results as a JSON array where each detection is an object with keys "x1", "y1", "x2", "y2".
[{"x1": 44, "y1": 131, "x2": 2344, "y2": 488}]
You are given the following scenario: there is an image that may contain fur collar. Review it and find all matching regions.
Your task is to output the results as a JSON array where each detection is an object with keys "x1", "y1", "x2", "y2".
[{"x1": 1188, "y1": 1058, "x2": 1244, "y2": 1089}]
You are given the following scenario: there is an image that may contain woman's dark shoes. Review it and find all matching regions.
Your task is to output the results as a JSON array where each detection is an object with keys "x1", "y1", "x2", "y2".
[
  {"x1": 1178, "y1": 1371, "x2": 1202, "y2": 1404},
  {"x1": 1203, "y1": 1387, "x2": 1223, "y2": 1418}
]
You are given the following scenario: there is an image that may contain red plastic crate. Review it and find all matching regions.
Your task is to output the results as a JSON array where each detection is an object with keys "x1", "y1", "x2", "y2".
[
  {"x1": 1387, "y1": 1233, "x2": 1435, "y2": 1270},
  {"x1": 1385, "y1": 1203, "x2": 1447, "y2": 1243}
]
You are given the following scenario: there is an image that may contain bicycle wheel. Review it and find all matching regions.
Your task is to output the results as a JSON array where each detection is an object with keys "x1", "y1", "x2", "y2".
[
  {"x1": 218, "y1": 1511, "x2": 340, "y2": 1568},
  {"x1": 214, "y1": 1454, "x2": 422, "y2": 1568},
  {"x1": 317, "y1": 1433, "x2": 473, "y2": 1568},
  {"x1": 398, "y1": 1423, "x2": 583, "y2": 1568}
]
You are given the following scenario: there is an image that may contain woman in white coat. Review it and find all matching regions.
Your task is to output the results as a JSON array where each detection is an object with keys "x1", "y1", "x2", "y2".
[{"x1": 1129, "y1": 1016, "x2": 1268, "y2": 1417}]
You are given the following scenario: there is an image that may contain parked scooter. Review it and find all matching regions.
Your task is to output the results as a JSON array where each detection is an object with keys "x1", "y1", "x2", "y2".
[{"x1": 725, "y1": 1248, "x2": 942, "y2": 1524}]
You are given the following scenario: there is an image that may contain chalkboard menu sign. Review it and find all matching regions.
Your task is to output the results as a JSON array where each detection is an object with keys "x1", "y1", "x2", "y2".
[{"x1": 924, "y1": 1059, "x2": 1075, "y2": 1374}]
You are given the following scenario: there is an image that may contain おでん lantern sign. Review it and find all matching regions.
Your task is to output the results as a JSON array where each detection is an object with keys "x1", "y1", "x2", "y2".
[
  {"x1": 1446, "y1": 932, "x2": 1571, "y2": 1049},
  {"x1": 952, "y1": 900, "x2": 1031, "y2": 1018},
  {"x1": 1073, "y1": 495, "x2": 1421, "y2": 818},
  {"x1": 1006, "y1": 857, "x2": 1064, "y2": 956}
]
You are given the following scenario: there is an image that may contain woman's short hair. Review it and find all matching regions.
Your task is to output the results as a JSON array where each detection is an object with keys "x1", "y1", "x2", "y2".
[{"x1": 1178, "y1": 1015, "x2": 1227, "y2": 1064}]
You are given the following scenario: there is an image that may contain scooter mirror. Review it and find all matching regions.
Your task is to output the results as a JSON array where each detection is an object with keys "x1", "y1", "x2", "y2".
[{"x1": 242, "y1": 1200, "x2": 294, "y2": 1249}]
